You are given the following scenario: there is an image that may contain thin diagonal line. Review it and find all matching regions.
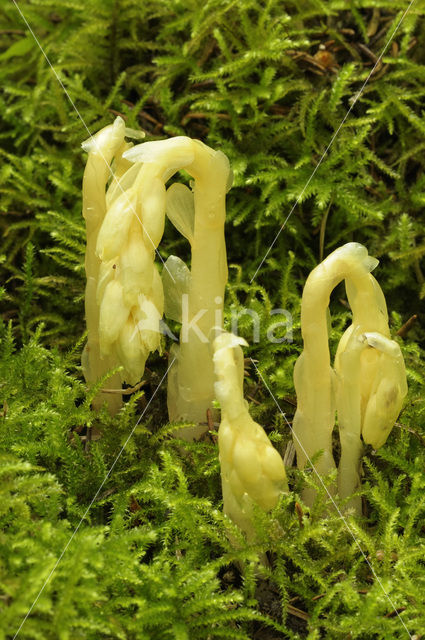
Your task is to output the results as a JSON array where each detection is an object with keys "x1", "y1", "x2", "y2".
[
  {"x1": 12, "y1": 358, "x2": 175, "y2": 640},
  {"x1": 250, "y1": 0, "x2": 417, "y2": 283},
  {"x1": 250, "y1": 359, "x2": 413, "y2": 639},
  {"x1": 10, "y1": 0, "x2": 175, "y2": 282}
]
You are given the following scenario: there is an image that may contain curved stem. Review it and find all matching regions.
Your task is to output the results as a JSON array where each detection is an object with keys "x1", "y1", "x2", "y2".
[
  {"x1": 168, "y1": 143, "x2": 230, "y2": 439},
  {"x1": 82, "y1": 118, "x2": 127, "y2": 414},
  {"x1": 213, "y1": 333, "x2": 288, "y2": 540},
  {"x1": 293, "y1": 243, "x2": 377, "y2": 506},
  {"x1": 122, "y1": 137, "x2": 231, "y2": 438},
  {"x1": 335, "y1": 273, "x2": 407, "y2": 513}
]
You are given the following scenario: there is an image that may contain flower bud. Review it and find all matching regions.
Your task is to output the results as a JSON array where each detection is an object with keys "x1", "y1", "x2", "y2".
[
  {"x1": 116, "y1": 315, "x2": 148, "y2": 385},
  {"x1": 140, "y1": 177, "x2": 166, "y2": 248},
  {"x1": 120, "y1": 226, "x2": 155, "y2": 306},
  {"x1": 99, "y1": 280, "x2": 128, "y2": 354},
  {"x1": 96, "y1": 190, "x2": 136, "y2": 261}
]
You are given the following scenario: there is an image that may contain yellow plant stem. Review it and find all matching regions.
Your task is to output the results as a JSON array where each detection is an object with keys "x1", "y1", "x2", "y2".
[
  {"x1": 293, "y1": 243, "x2": 377, "y2": 506},
  {"x1": 122, "y1": 136, "x2": 231, "y2": 439},
  {"x1": 81, "y1": 118, "x2": 128, "y2": 414},
  {"x1": 170, "y1": 142, "x2": 229, "y2": 439},
  {"x1": 214, "y1": 333, "x2": 288, "y2": 540}
]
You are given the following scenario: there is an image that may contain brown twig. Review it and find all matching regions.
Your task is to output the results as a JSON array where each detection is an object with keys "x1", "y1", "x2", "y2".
[
  {"x1": 246, "y1": 394, "x2": 261, "y2": 405},
  {"x1": 287, "y1": 604, "x2": 309, "y2": 621},
  {"x1": 357, "y1": 43, "x2": 380, "y2": 67},
  {"x1": 394, "y1": 422, "x2": 425, "y2": 446},
  {"x1": 312, "y1": 593, "x2": 325, "y2": 601},
  {"x1": 99, "y1": 380, "x2": 147, "y2": 395},
  {"x1": 295, "y1": 501, "x2": 304, "y2": 528},
  {"x1": 396, "y1": 314, "x2": 418, "y2": 338},
  {"x1": 0, "y1": 29, "x2": 26, "y2": 35},
  {"x1": 108, "y1": 108, "x2": 126, "y2": 119},
  {"x1": 138, "y1": 110, "x2": 164, "y2": 129},
  {"x1": 385, "y1": 607, "x2": 407, "y2": 619},
  {"x1": 181, "y1": 111, "x2": 231, "y2": 125},
  {"x1": 206, "y1": 407, "x2": 214, "y2": 430},
  {"x1": 283, "y1": 395, "x2": 297, "y2": 408},
  {"x1": 283, "y1": 441, "x2": 296, "y2": 468}
]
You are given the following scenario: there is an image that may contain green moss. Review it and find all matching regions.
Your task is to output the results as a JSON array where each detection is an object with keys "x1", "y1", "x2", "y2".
[{"x1": 0, "y1": 1, "x2": 424, "y2": 638}]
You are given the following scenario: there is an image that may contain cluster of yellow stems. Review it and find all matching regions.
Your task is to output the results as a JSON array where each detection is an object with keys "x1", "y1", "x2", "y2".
[{"x1": 82, "y1": 119, "x2": 407, "y2": 538}]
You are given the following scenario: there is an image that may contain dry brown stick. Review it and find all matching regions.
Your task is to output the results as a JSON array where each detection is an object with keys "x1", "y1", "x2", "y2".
[
  {"x1": 181, "y1": 111, "x2": 231, "y2": 124},
  {"x1": 138, "y1": 110, "x2": 164, "y2": 129},
  {"x1": 206, "y1": 407, "x2": 214, "y2": 430},
  {"x1": 287, "y1": 604, "x2": 309, "y2": 621},
  {"x1": 394, "y1": 422, "x2": 425, "y2": 446},
  {"x1": 295, "y1": 501, "x2": 304, "y2": 528},
  {"x1": 396, "y1": 314, "x2": 418, "y2": 338},
  {"x1": 108, "y1": 108, "x2": 126, "y2": 119},
  {"x1": 246, "y1": 394, "x2": 261, "y2": 405},
  {"x1": 385, "y1": 607, "x2": 407, "y2": 619},
  {"x1": 357, "y1": 43, "x2": 380, "y2": 65},
  {"x1": 99, "y1": 380, "x2": 147, "y2": 395},
  {"x1": 0, "y1": 29, "x2": 26, "y2": 35}
]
